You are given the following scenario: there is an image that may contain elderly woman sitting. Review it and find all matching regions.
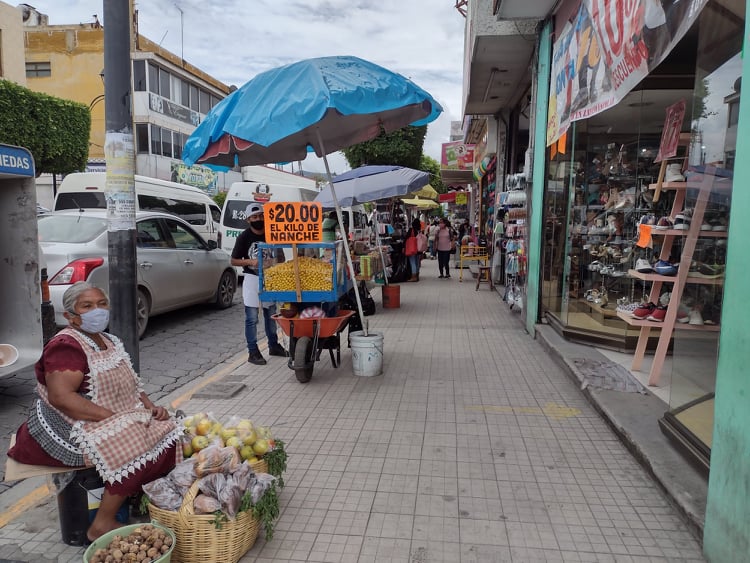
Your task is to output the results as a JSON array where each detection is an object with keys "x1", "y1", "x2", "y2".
[{"x1": 8, "y1": 282, "x2": 182, "y2": 541}]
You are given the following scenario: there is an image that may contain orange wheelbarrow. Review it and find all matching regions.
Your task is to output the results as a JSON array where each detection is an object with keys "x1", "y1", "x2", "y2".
[{"x1": 271, "y1": 310, "x2": 355, "y2": 383}]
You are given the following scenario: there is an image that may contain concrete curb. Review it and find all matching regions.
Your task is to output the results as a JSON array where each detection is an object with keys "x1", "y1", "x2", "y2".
[{"x1": 534, "y1": 323, "x2": 707, "y2": 543}]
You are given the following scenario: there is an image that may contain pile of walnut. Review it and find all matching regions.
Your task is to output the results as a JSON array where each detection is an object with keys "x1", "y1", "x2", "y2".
[{"x1": 88, "y1": 524, "x2": 173, "y2": 563}]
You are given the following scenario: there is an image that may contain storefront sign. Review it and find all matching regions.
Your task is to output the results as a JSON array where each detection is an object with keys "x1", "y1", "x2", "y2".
[
  {"x1": 547, "y1": 0, "x2": 707, "y2": 146},
  {"x1": 149, "y1": 93, "x2": 201, "y2": 127},
  {"x1": 455, "y1": 192, "x2": 468, "y2": 205},
  {"x1": 441, "y1": 142, "x2": 475, "y2": 170},
  {"x1": 0, "y1": 144, "x2": 34, "y2": 178},
  {"x1": 265, "y1": 201, "x2": 323, "y2": 243},
  {"x1": 655, "y1": 99, "x2": 687, "y2": 162}
]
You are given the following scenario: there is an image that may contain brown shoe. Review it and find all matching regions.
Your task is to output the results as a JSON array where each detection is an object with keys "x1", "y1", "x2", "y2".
[{"x1": 408, "y1": 276, "x2": 417, "y2": 282}]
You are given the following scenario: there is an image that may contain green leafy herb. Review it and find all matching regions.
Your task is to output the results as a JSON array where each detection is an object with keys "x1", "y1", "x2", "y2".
[
  {"x1": 209, "y1": 510, "x2": 228, "y2": 530},
  {"x1": 264, "y1": 440, "x2": 288, "y2": 488},
  {"x1": 251, "y1": 483, "x2": 280, "y2": 541},
  {"x1": 139, "y1": 494, "x2": 151, "y2": 515}
]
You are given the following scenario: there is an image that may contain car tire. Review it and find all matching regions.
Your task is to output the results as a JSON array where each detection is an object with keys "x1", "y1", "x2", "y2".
[
  {"x1": 137, "y1": 288, "x2": 150, "y2": 339},
  {"x1": 214, "y1": 270, "x2": 236, "y2": 309}
]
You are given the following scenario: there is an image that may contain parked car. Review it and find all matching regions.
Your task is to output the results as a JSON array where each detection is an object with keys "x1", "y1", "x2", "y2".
[{"x1": 38, "y1": 210, "x2": 237, "y2": 338}]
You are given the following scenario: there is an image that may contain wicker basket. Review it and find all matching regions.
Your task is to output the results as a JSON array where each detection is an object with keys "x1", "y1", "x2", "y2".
[
  {"x1": 148, "y1": 480, "x2": 260, "y2": 563},
  {"x1": 249, "y1": 458, "x2": 268, "y2": 474}
]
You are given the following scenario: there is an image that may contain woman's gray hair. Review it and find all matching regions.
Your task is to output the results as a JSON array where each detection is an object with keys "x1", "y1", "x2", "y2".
[{"x1": 62, "y1": 282, "x2": 109, "y2": 314}]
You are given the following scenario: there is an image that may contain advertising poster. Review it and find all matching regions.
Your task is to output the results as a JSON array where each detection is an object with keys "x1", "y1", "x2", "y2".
[
  {"x1": 103, "y1": 132, "x2": 136, "y2": 232},
  {"x1": 547, "y1": 0, "x2": 707, "y2": 146},
  {"x1": 441, "y1": 142, "x2": 475, "y2": 170},
  {"x1": 655, "y1": 99, "x2": 687, "y2": 162}
]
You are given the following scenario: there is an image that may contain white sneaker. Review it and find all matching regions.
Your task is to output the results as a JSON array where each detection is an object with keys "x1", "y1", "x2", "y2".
[
  {"x1": 635, "y1": 258, "x2": 653, "y2": 273},
  {"x1": 688, "y1": 309, "x2": 704, "y2": 325},
  {"x1": 665, "y1": 163, "x2": 685, "y2": 183}
]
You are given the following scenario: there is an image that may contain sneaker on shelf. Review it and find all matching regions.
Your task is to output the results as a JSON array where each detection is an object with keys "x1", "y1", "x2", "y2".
[
  {"x1": 688, "y1": 308, "x2": 704, "y2": 325},
  {"x1": 653, "y1": 259, "x2": 678, "y2": 276},
  {"x1": 659, "y1": 292, "x2": 672, "y2": 306},
  {"x1": 647, "y1": 305, "x2": 668, "y2": 322},
  {"x1": 700, "y1": 220, "x2": 713, "y2": 231},
  {"x1": 632, "y1": 302, "x2": 657, "y2": 319},
  {"x1": 710, "y1": 216, "x2": 728, "y2": 231},
  {"x1": 653, "y1": 217, "x2": 674, "y2": 230},
  {"x1": 616, "y1": 301, "x2": 639, "y2": 314},
  {"x1": 691, "y1": 262, "x2": 725, "y2": 279},
  {"x1": 639, "y1": 214, "x2": 657, "y2": 226},
  {"x1": 673, "y1": 213, "x2": 691, "y2": 231},
  {"x1": 676, "y1": 303, "x2": 691, "y2": 324},
  {"x1": 635, "y1": 258, "x2": 653, "y2": 273},
  {"x1": 665, "y1": 163, "x2": 685, "y2": 182}
]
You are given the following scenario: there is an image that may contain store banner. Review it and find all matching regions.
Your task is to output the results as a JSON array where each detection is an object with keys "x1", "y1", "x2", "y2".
[
  {"x1": 547, "y1": 0, "x2": 707, "y2": 146},
  {"x1": 441, "y1": 142, "x2": 475, "y2": 170}
]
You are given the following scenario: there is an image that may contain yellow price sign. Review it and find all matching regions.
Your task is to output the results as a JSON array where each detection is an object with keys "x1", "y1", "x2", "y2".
[
  {"x1": 264, "y1": 201, "x2": 323, "y2": 243},
  {"x1": 455, "y1": 192, "x2": 467, "y2": 205}
]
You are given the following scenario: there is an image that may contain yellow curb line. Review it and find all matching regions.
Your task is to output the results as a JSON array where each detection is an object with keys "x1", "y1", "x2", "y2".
[{"x1": 0, "y1": 482, "x2": 52, "y2": 529}]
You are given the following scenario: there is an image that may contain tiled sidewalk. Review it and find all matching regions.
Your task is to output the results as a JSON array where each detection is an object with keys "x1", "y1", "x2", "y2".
[{"x1": 0, "y1": 258, "x2": 704, "y2": 562}]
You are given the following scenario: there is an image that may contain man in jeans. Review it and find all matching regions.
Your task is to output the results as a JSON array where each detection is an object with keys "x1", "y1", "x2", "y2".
[{"x1": 230, "y1": 202, "x2": 287, "y2": 365}]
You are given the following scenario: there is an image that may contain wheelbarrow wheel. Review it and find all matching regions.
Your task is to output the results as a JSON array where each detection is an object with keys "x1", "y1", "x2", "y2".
[{"x1": 294, "y1": 336, "x2": 314, "y2": 383}]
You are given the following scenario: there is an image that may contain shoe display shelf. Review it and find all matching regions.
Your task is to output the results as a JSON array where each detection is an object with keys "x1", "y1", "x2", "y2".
[{"x1": 617, "y1": 168, "x2": 727, "y2": 385}]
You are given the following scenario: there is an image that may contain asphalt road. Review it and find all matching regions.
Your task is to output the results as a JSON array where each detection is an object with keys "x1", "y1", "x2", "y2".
[{"x1": 0, "y1": 291, "x2": 248, "y2": 487}]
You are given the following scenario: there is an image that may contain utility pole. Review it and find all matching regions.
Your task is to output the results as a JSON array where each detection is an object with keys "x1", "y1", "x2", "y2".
[
  {"x1": 174, "y1": 3, "x2": 184, "y2": 61},
  {"x1": 103, "y1": 0, "x2": 139, "y2": 370}
]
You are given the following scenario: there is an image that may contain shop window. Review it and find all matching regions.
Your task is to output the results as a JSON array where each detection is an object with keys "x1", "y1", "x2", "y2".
[
  {"x1": 159, "y1": 68, "x2": 171, "y2": 99},
  {"x1": 148, "y1": 62, "x2": 159, "y2": 94},
  {"x1": 26, "y1": 61, "x2": 51, "y2": 77},
  {"x1": 199, "y1": 90, "x2": 210, "y2": 114},
  {"x1": 133, "y1": 60, "x2": 146, "y2": 91},
  {"x1": 135, "y1": 123, "x2": 149, "y2": 154},
  {"x1": 150, "y1": 124, "x2": 161, "y2": 155}
]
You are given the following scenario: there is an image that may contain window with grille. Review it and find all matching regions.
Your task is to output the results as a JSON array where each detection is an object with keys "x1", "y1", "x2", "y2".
[{"x1": 26, "y1": 61, "x2": 51, "y2": 77}]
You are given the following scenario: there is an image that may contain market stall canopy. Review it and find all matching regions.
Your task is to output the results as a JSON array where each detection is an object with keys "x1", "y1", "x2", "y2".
[
  {"x1": 401, "y1": 195, "x2": 439, "y2": 209},
  {"x1": 409, "y1": 184, "x2": 438, "y2": 200},
  {"x1": 181, "y1": 55, "x2": 442, "y2": 335},
  {"x1": 314, "y1": 165, "x2": 430, "y2": 207}
]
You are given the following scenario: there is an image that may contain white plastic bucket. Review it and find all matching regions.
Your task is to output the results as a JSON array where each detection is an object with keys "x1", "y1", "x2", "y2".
[{"x1": 350, "y1": 331, "x2": 383, "y2": 377}]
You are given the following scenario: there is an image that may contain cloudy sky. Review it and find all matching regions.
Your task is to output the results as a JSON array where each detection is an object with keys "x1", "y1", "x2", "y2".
[{"x1": 31, "y1": 1, "x2": 466, "y2": 174}]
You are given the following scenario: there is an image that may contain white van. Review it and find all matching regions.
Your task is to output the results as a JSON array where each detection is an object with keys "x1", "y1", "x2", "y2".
[{"x1": 54, "y1": 172, "x2": 222, "y2": 242}]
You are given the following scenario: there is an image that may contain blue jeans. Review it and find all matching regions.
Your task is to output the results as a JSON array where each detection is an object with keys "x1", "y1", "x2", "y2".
[
  {"x1": 408, "y1": 254, "x2": 420, "y2": 276},
  {"x1": 245, "y1": 303, "x2": 279, "y2": 353}
]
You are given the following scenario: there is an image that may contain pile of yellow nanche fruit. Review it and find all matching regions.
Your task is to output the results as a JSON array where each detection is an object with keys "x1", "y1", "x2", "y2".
[
  {"x1": 181, "y1": 413, "x2": 275, "y2": 462},
  {"x1": 263, "y1": 257, "x2": 333, "y2": 291}
]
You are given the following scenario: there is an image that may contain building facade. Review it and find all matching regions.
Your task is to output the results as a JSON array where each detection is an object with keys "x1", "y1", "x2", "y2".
[
  {"x1": 21, "y1": 5, "x2": 242, "y2": 196},
  {"x1": 459, "y1": 0, "x2": 749, "y2": 559}
]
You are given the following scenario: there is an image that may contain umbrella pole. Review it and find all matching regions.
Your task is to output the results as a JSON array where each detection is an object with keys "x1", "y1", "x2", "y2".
[
  {"x1": 316, "y1": 130, "x2": 368, "y2": 336},
  {"x1": 372, "y1": 212, "x2": 389, "y2": 286}
]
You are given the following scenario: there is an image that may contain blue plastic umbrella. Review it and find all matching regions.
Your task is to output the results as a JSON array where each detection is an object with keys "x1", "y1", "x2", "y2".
[
  {"x1": 182, "y1": 56, "x2": 442, "y2": 168},
  {"x1": 314, "y1": 165, "x2": 430, "y2": 207},
  {"x1": 182, "y1": 55, "x2": 442, "y2": 334}
]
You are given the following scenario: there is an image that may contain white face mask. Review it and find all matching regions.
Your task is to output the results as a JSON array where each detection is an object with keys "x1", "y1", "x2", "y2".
[{"x1": 78, "y1": 308, "x2": 110, "y2": 333}]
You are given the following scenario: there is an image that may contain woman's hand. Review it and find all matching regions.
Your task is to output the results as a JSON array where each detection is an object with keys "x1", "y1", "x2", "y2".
[{"x1": 150, "y1": 405, "x2": 170, "y2": 421}]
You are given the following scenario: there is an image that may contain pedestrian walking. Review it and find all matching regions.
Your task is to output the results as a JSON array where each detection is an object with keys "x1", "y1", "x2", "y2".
[
  {"x1": 404, "y1": 217, "x2": 423, "y2": 282},
  {"x1": 230, "y1": 203, "x2": 288, "y2": 365},
  {"x1": 435, "y1": 218, "x2": 455, "y2": 278},
  {"x1": 428, "y1": 220, "x2": 439, "y2": 258}
]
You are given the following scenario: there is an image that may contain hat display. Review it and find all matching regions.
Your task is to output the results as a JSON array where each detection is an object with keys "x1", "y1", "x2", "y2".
[
  {"x1": 245, "y1": 202, "x2": 264, "y2": 217},
  {"x1": 0, "y1": 344, "x2": 19, "y2": 367}
]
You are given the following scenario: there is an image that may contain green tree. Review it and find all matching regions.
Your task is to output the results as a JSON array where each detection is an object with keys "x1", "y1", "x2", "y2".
[
  {"x1": 420, "y1": 155, "x2": 446, "y2": 194},
  {"x1": 0, "y1": 80, "x2": 90, "y2": 174},
  {"x1": 342, "y1": 125, "x2": 427, "y2": 169},
  {"x1": 212, "y1": 191, "x2": 227, "y2": 209}
]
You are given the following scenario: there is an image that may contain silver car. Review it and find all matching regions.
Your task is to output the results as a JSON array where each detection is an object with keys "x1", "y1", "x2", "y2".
[{"x1": 39, "y1": 210, "x2": 237, "y2": 338}]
